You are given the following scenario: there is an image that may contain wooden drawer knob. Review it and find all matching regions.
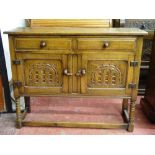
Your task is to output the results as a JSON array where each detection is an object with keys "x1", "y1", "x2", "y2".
[
  {"x1": 103, "y1": 42, "x2": 109, "y2": 48},
  {"x1": 40, "y1": 41, "x2": 46, "y2": 48}
]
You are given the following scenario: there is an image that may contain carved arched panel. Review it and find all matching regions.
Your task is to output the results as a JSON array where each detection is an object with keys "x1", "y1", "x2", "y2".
[
  {"x1": 87, "y1": 60, "x2": 127, "y2": 88},
  {"x1": 24, "y1": 60, "x2": 62, "y2": 87}
]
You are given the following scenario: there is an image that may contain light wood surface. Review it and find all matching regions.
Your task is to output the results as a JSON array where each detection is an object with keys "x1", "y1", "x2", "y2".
[
  {"x1": 4, "y1": 27, "x2": 147, "y2": 36},
  {"x1": 26, "y1": 19, "x2": 113, "y2": 28}
]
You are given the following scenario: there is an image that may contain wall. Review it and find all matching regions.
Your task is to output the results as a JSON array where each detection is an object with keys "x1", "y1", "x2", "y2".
[{"x1": 0, "y1": 19, "x2": 25, "y2": 80}]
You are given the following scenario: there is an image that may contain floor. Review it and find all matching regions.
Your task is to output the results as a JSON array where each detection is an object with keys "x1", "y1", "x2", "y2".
[{"x1": 0, "y1": 96, "x2": 155, "y2": 135}]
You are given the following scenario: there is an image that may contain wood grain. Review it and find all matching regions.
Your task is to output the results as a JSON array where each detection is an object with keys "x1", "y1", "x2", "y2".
[
  {"x1": 5, "y1": 25, "x2": 146, "y2": 131},
  {"x1": 26, "y1": 19, "x2": 113, "y2": 28},
  {"x1": 4, "y1": 27, "x2": 148, "y2": 36},
  {"x1": 22, "y1": 121, "x2": 128, "y2": 129}
]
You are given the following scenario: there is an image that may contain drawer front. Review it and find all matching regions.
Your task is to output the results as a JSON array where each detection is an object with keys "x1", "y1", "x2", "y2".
[
  {"x1": 15, "y1": 38, "x2": 72, "y2": 50},
  {"x1": 77, "y1": 38, "x2": 137, "y2": 51}
]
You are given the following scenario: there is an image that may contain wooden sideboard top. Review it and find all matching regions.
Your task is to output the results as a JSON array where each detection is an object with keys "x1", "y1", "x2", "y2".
[{"x1": 4, "y1": 27, "x2": 148, "y2": 36}]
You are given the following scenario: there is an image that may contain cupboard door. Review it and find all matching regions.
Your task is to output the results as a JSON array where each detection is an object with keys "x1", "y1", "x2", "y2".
[
  {"x1": 81, "y1": 53, "x2": 134, "y2": 96},
  {"x1": 16, "y1": 53, "x2": 68, "y2": 95}
]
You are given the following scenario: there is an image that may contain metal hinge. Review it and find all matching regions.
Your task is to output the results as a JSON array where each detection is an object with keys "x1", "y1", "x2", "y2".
[
  {"x1": 13, "y1": 81, "x2": 22, "y2": 88},
  {"x1": 130, "y1": 61, "x2": 138, "y2": 67},
  {"x1": 128, "y1": 83, "x2": 137, "y2": 89},
  {"x1": 12, "y1": 60, "x2": 21, "y2": 65}
]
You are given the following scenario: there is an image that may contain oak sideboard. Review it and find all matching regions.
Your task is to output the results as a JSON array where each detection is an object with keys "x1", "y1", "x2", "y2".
[{"x1": 5, "y1": 27, "x2": 147, "y2": 132}]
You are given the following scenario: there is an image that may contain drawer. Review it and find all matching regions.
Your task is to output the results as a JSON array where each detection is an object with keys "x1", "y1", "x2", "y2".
[
  {"x1": 77, "y1": 38, "x2": 137, "y2": 50},
  {"x1": 15, "y1": 38, "x2": 72, "y2": 50}
]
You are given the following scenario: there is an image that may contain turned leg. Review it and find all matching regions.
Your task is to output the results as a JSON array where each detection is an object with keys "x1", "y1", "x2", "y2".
[
  {"x1": 24, "y1": 96, "x2": 31, "y2": 113},
  {"x1": 127, "y1": 100, "x2": 136, "y2": 132},
  {"x1": 16, "y1": 97, "x2": 22, "y2": 129},
  {"x1": 122, "y1": 99, "x2": 128, "y2": 114}
]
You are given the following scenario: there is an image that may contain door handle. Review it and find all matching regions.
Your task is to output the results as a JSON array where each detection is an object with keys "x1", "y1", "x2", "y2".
[
  {"x1": 75, "y1": 69, "x2": 86, "y2": 77},
  {"x1": 63, "y1": 69, "x2": 73, "y2": 76}
]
